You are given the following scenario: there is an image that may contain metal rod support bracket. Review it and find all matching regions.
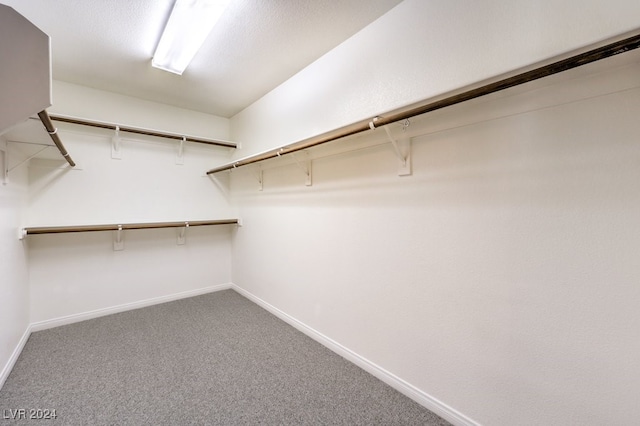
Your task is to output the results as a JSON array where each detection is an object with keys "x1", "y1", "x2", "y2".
[
  {"x1": 112, "y1": 126, "x2": 122, "y2": 159},
  {"x1": 1, "y1": 148, "x2": 7, "y2": 185},
  {"x1": 177, "y1": 221, "x2": 189, "y2": 245},
  {"x1": 252, "y1": 167, "x2": 264, "y2": 191},
  {"x1": 383, "y1": 125, "x2": 412, "y2": 176},
  {"x1": 292, "y1": 153, "x2": 312, "y2": 186},
  {"x1": 113, "y1": 225, "x2": 124, "y2": 251},
  {"x1": 176, "y1": 136, "x2": 185, "y2": 165},
  {"x1": 8, "y1": 145, "x2": 50, "y2": 173}
]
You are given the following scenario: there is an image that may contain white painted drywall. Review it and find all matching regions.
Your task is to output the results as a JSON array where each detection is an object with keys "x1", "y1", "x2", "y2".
[
  {"x1": 231, "y1": 0, "x2": 640, "y2": 158},
  {"x1": 0, "y1": 2, "x2": 48, "y2": 383},
  {"x1": 28, "y1": 226, "x2": 233, "y2": 324},
  {"x1": 26, "y1": 129, "x2": 233, "y2": 226},
  {"x1": 28, "y1": 83, "x2": 235, "y2": 226},
  {"x1": 26, "y1": 130, "x2": 235, "y2": 322},
  {"x1": 26, "y1": 87, "x2": 236, "y2": 323},
  {"x1": 229, "y1": 44, "x2": 640, "y2": 425},
  {"x1": 0, "y1": 138, "x2": 30, "y2": 388},
  {"x1": 51, "y1": 81, "x2": 230, "y2": 142}
]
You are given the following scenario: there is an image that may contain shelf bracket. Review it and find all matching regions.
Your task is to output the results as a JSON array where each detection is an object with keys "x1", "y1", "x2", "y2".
[
  {"x1": 1, "y1": 149, "x2": 7, "y2": 185},
  {"x1": 292, "y1": 153, "x2": 312, "y2": 186},
  {"x1": 111, "y1": 126, "x2": 122, "y2": 159},
  {"x1": 113, "y1": 225, "x2": 124, "y2": 251},
  {"x1": 251, "y1": 167, "x2": 264, "y2": 191},
  {"x1": 176, "y1": 136, "x2": 185, "y2": 165},
  {"x1": 7, "y1": 145, "x2": 50, "y2": 174},
  {"x1": 177, "y1": 222, "x2": 188, "y2": 245},
  {"x1": 383, "y1": 125, "x2": 411, "y2": 176}
]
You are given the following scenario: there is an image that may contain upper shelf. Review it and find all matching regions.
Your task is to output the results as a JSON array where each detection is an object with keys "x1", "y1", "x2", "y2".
[
  {"x1": 205, "y1": 32, "x2": 640, "y2": 176},
  {"x1": 0, "y1": 5, "x2": 75, "y2": 173},
  {"x1": 0, "y1": 4, "x2": 51, "y2": 134},
  {"x1": 22, "y1": 219, "x2": 239, "y2": 237},
  {"x1": 49, "y1": 114, "x2": 237, "y2": 149}
]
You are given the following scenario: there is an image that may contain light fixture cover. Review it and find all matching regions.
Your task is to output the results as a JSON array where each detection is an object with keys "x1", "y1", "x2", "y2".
[{"x1": 152, "y1": 0, "x2": 230, "y2": 75}]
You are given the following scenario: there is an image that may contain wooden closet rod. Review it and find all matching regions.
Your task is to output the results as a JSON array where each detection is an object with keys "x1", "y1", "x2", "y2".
[
  {"x1": 37, "y1": 110, "x2": 76, "y2": 167},
  {"x1": 206, "y1": 32, "x2": 640, "y2": 175},
  {"x1": 49, "y1": 114, "x2": 237, "y2": 149},
  {"x1": 23, "y1": 219, "x2": 239, "y2": 236}
]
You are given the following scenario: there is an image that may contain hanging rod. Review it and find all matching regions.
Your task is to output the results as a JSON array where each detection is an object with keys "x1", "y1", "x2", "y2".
[
  {"x1": 48, "y1": 114, "x2": 237, "y2": 149},
  {"x1": 37, "y1": 110, "x2": 76, "y2": 167},
  {"x1": 206, "y1": 32, "x2": 640, "y2": 175},
  {"x1": 22, "y1": 219, "x2": 239, "y2": 236}
]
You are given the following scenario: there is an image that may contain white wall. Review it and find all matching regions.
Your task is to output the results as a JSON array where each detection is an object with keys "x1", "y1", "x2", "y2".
[
  {"x1": 229, "y1": 2, "x2": 640, "y2": 422},
  {"x1": 231, "y1": 0, "x2": 640, "y2": 157},
  {"x1": 26, "y1": 85, "x2": 236, "y2": 325},
  {"x1": 3, "y1": 0, "x2": 639, "y2": 419},
  {"x1": 0, "y1": 137, "x2": 30, "y2": 388},
  {"x1": 51, "y1": 81, "x2": 230, "y2": 142},
  {"x1": 27, "y1": 129, "x2": 233, "y2": 226},
  {"x1": 28, "y1": 226, "x2": 232, "y2": 325},
  {"x1": 229, "y1": 32, "x2": 640, "y2": 426}
]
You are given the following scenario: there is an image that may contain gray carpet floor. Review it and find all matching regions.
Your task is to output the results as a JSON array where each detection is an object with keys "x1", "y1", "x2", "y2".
[{"x1": 0, "y1": 290, "x2": 451, "y2": 425}]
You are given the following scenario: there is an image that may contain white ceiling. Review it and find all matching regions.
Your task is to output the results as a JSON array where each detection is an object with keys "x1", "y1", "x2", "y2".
[{"x1": 1, "y1": 0, "x2": 403, "y2": 118}]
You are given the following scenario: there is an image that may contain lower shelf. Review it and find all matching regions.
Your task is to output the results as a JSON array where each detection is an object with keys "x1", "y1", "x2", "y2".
[{"x1": 21, "y1": 219, "x2": 240, "y2": 238}]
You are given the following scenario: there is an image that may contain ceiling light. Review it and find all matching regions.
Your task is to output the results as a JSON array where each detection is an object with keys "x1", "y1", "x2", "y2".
[{"x1": 152, "y1": 0, "x2": 230, "y2": 75}]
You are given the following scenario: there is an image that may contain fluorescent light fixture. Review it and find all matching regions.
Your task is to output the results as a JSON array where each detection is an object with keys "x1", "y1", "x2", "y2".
[{"x1": 152, "y1": 0, "x2": 230, "y2": 75}]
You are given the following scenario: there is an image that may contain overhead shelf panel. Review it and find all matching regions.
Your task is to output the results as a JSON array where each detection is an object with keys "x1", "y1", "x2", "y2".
[{"x1": 0, "y1": 4, "x2": 51, "y2": 133}]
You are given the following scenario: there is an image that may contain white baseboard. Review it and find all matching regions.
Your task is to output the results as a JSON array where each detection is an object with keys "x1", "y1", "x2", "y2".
[
  {"x1": 0, "y1": 324, "x2": 32, "y2": 391},
  {"x1": 30, "y1": 283, "x2": 232, "y2": 332},
  {"x1": 5, "y1": 282, "x2": 477, "y2": 425},
  {"x1": 231, "y1": 283, "x2": 479, "y2": 426}
]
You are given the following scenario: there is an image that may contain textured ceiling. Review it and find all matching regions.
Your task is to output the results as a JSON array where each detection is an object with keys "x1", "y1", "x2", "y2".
[{"x1": 1, "y1": 0, "x2": 403, "y2": 118}]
